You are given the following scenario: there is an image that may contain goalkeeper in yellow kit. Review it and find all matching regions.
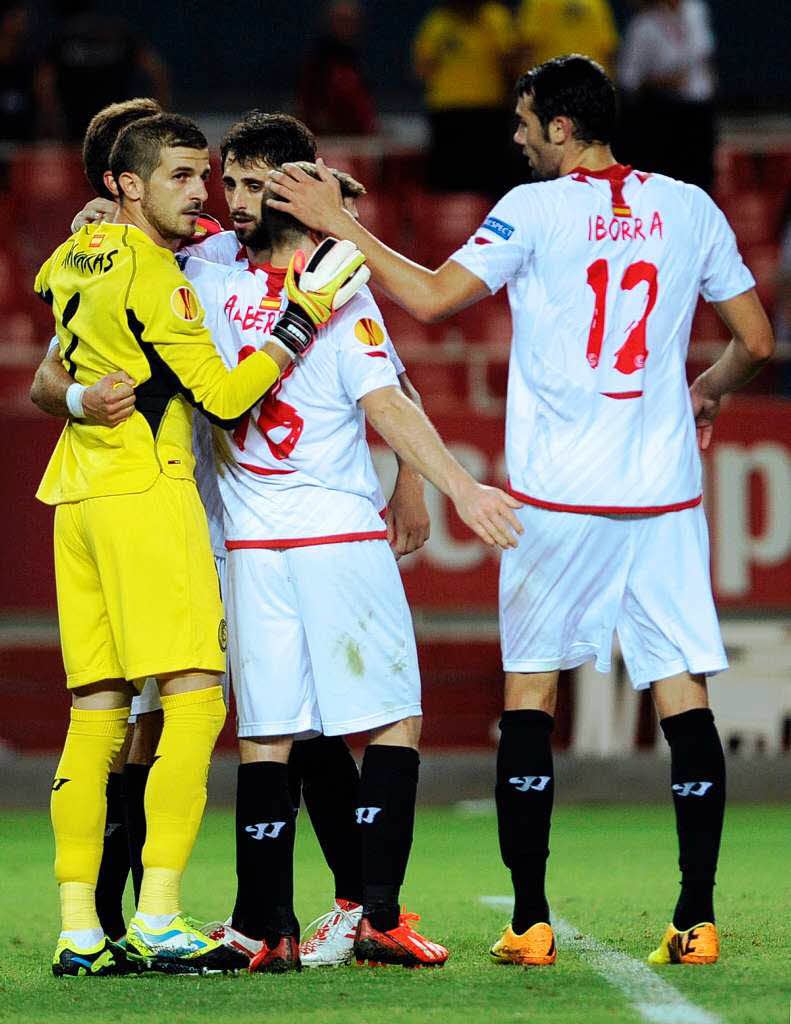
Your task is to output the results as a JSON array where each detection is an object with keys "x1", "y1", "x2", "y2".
[{"x1": 35, "y1": 112, "x2": 368, "y2": 977}]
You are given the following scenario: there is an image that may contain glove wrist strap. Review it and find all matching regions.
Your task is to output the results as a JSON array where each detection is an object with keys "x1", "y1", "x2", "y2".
[{"x1": 272, "y1": 303, "x2": 316, "y2": 357}]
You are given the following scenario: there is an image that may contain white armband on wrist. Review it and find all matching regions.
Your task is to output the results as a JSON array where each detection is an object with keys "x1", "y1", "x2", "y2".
[{"x1": 66, "y1": 382, "x2": 86, "y2": 419}]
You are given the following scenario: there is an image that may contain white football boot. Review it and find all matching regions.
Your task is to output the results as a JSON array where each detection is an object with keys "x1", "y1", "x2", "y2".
[{"x1": 299, "y1": 899, "x2": 362, "y2": 967}]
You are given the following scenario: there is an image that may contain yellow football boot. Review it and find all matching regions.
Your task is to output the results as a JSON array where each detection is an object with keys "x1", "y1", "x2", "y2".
[{"x1": 648, "y1": 922, "x2": 719, "y2": 965}]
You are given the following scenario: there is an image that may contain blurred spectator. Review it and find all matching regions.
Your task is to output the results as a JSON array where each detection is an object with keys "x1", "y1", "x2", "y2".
[
  {"x1": 618, "y1": 0, "x2": 716, "y2": 192},
  {"x1": 517, "y1": 0, "x2": 619, "y2": 78},
  {"x1": 413, "y1": 1, "x2": 517, "y2": 196},
  {"x1": 0, "y1": 4, "x2": 37, "y2": 142},
  {"x1": 297, "y1": 1, "x2": 376, "y2": 136},
  {"x1": 37, "y1": 0, "x2": 170, "y2": 142}
]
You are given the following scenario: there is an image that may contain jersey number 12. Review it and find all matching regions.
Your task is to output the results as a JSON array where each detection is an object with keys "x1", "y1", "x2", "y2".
[{"x1": 585, "y1": 259, "x2": 658, "y2": 375}]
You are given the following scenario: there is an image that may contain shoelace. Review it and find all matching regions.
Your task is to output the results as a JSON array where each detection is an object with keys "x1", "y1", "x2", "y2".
[
  {"x1": 300, "y1": 910, "x2": 341, "y2": 953},
  {"x1": 398, "y1": 908, "x2": 421, "y2": 930}
]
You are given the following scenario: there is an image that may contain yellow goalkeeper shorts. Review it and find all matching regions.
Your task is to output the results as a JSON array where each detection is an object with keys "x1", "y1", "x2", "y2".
[{"x1": 54, "y1": 475, "x2": 226, "y2": 689}]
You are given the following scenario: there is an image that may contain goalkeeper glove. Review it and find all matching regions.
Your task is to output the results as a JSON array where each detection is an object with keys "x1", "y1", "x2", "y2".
[{"x1": 272, "y1": 238, "x2": 370, "y2": 358}]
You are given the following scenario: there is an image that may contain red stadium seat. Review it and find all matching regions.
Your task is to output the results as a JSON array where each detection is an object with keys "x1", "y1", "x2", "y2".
[
  {"x1": 9, "y1": 146, "x2": 89, "y2": 203},
  {"x1": 401, "y1": 358, "x2": 470, "y2": 411},
  {"x1": 354, "y1": 193, "x2": 402, "y2": 249},
  {"x1": 742, "y1": 242, "x2": 779, "y2": 311},
  {"x1": 407, "y1": 191, "x2": 492, "y2": 267},
  {"x1": 690, "y1": 298, "x2": 729, "y2": 343},
  {"x1": 445, "y1": 292, "x2": 511, "y2": 345},
  {"x1": 720, "y1": 191, "x2": 775, "y2": 248}
]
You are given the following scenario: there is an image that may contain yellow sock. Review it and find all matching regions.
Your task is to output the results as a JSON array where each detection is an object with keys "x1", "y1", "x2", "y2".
[
  {"x1": 138, "y1": 685, "x2": 225, "y2": 917},
  {"x1": 51, "y1": 706, "x2": 130, "y2": 932}
]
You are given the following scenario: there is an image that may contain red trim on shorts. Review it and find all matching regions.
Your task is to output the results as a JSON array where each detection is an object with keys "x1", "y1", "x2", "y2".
[
  {"x1": 226, "y1": 530, "x2": 388, "y2": 550},
  {"x1": 600, "y1": 390, "x2": 643, "y2": 399},
  {"x1": 239, "y1": 462, "x2": 295, "y2": 476},
  {"x1": 506, "y1": 484, "x2": 703, "y2": 516}
]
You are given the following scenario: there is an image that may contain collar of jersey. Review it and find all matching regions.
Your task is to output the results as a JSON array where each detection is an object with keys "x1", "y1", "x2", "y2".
[{"x1": 568, "y1": 163, "x2": 633, "y2": 182}]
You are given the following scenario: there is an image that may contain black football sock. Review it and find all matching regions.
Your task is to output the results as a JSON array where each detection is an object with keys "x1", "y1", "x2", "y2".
[
  {"x1": 231, "y1": 762, "x2": 298, "y2": 944},
  {"x1": 358, "y1": 744, "x2": 419, "y2": 933},
  {"x1": 660, "y1": 708, "x2": 726, "y2": 930},
  {"x1": 122, "y1": 762, "x2": 151, "y2": 906},
  {"x1": 291, "y1": 735, "x2": 362, "y2": 904},
  {"x1": 495, "y1": 710, "x2": 555, "y2": 934},
  {"x1": 94, "y1": 771, "x2": 129, "y2": 940}
]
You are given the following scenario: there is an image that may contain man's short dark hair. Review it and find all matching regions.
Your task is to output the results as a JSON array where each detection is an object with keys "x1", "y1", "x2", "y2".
[
  {"x1": 82, "y1": 98, "x2": 162, "y2": 199},
  {"x1": 264, "y1": 162, "x2": 365, "y2": 246},
  {"x1": 220, "y1": 111, "x2": 316, "y2": 171},
  {"x1": 516, "y1": 55, "x2": 616, "y2": 145},
  {"x1": 109, "y1": 113, "x2": 207, "y2": 188}
]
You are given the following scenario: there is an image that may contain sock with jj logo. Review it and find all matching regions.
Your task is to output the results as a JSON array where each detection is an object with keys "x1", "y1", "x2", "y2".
[
  {"x1": 496, "y1": 709, "x2": 555, "y2": 934},
  {"x1": 231, "y1": 761, "x2": 298, "y2": 943},
  {"x1": 660, "y1": 708, "x2": 725, "y2": 930}
]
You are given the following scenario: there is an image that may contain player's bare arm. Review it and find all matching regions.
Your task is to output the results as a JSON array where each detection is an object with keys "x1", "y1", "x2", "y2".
[
  {"x1": 30, "y1": 347, "x2": 136, "y2": 427},
  {"x1": 360, "y1": 385, "x2": 522, "y2": 550},
  {"x1": 267, "y1": 159, "x2": 489, "y2": 322},
  {"x1": 385, "y1": 372, "x2": 431, "y2": 558},
  {"x1": 689, "y1": 288, "x2": 775, "y2": 450}
]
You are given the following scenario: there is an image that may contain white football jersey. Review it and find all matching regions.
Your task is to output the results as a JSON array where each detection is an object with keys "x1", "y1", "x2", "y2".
[
  {"x1": 181, "y1": 255, "x2": 404, "y2": 547},
  {"x1": 182, "y1": 229, "x2": 243, "y2": 268},
  {"x1": 451, "y1": 165, "x2": 755, "y2": 513}
]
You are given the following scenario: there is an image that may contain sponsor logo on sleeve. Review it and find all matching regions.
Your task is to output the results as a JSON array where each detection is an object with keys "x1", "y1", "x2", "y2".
[
  {"x1": 481, "y1": 216, "x2": 515, "y2": 241},
  {"x1": 170, "y1": 285, "x2": 200, "y2": 321},
  {"x1": 354, "y1": 317, "x2": 385, "y2": 346}
]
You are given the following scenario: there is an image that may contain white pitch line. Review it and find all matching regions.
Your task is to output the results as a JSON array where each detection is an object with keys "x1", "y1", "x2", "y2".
[{"x1": 480, "y1": 897, "x2": 723, "y2": 1024}]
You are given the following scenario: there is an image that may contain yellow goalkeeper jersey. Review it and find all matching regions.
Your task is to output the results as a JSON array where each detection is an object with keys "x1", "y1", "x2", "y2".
[{"x1": 34, "y1": 221, "x2": 281, "y2": 505}]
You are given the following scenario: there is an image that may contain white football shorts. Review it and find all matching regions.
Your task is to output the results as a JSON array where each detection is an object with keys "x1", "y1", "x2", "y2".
[
  {"x1": 226, "y1": 540, "x2": 422, "y2": 738},
  {"x1": 499, "y1": 503, "x2": 727, "y2": 689},
  {"x1": 128, "y1": 553, "x2": 228, "y2": 721}
]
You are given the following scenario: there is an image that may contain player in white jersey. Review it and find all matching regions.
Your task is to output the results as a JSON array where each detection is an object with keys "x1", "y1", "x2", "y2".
[
  {"x1": 180, "y1": 174, "x2": 521, "y2": 972},
  {"x1": 183, "y1": 115, "x2": 432, "y2": 965},
  {"x1": 266, "y1": 55, "x2": 775, "y2": 967}
]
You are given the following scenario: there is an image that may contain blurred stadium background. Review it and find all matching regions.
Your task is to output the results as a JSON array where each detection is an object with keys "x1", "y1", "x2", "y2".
[{"x1": 1, "y1": 0, "x2": 790, "y2": 803}]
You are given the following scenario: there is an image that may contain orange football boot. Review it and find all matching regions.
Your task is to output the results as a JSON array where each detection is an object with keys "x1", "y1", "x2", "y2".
[{"x1": 490, "y1": 922, "x2": 557, "y2": 966}]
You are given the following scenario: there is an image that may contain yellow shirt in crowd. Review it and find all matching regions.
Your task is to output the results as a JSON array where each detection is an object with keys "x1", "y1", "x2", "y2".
[
  {"x1": 34, "y1": 221, "x2": 280, "y2": 505},
  {"x1": 414, "y1": 2, "x2": 514, "y2": 110},
  {"x1": 517, "y1": 0, "x2": 618, "y2": 76}
]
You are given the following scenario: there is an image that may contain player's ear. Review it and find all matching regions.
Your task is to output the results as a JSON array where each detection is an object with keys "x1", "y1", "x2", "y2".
[
  {"x1": 549, "y1": 115, "x2": 573, "y2": 144},
  {"x1": 117, "y1": 170, "x2": 143, "y2": 203},
  {"x1": 102, "y1": 170, "x2": 120, "y2": 199}
]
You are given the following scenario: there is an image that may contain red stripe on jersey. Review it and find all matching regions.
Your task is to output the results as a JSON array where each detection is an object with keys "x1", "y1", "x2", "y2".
[
  {"x1": 569, "y1": 163, "x2": 633, "y2": 182},
  {"x1": 226, "y1": 530, "x2": 388, "y2": 550},
  {"x1": 365, "y1": 350, "x2": 388, "y2": 358},
  {"x1": 506, "y1": 485, "x2": 703, "y2": 516},
  {"x1": 600, "y1": 390, "x2": 643, "y2": 399},
  {"x1": 570, "y1": 163, "x2": 634, "y2": 217},
  {"x1": 239, "y1": 462, "x2": 295, "y2": 476}
]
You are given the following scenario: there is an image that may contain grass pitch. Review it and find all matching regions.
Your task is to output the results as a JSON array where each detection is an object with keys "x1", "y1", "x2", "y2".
[{"x1": 0, "y1": 804, "x2": 788, "y2": 1024}]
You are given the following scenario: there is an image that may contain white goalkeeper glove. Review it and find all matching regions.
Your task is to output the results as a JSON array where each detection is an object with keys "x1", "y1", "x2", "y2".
[{"x1": 271, "y1": 238, "x2": 370, "y2": 358}]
